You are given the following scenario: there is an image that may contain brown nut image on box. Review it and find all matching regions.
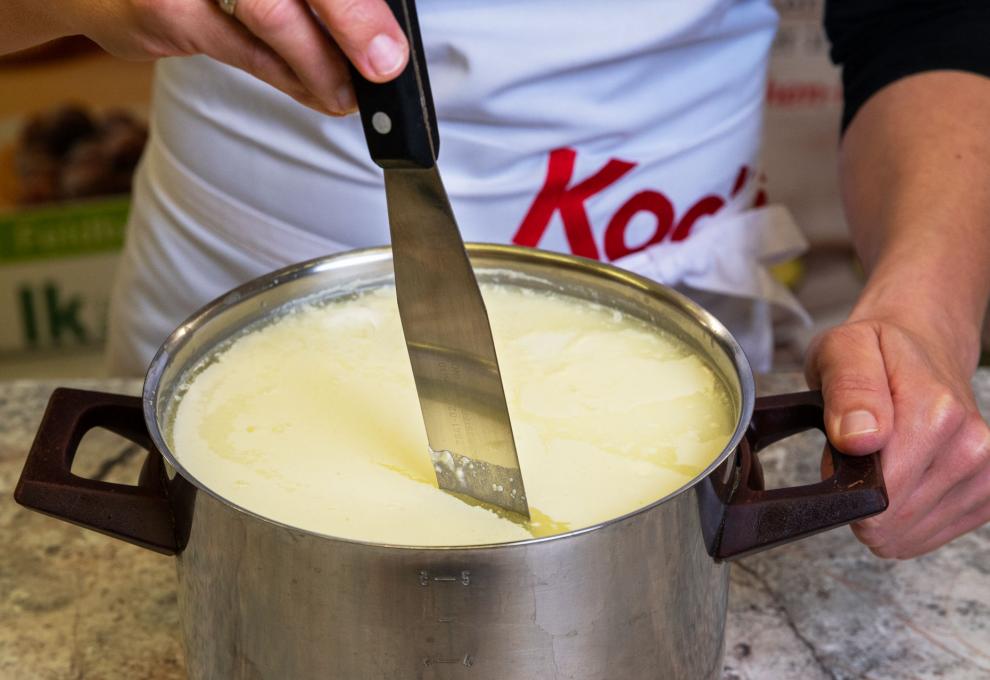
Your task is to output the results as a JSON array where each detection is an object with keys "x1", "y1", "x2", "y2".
[{"x1": 3, "y1": 103, "x2": 148, "y2": 205}]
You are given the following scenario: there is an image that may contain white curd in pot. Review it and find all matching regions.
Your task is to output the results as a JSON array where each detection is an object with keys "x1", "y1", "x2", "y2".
[{"x1": 168, "y1": 284, "x2": 734, "y2": 546}]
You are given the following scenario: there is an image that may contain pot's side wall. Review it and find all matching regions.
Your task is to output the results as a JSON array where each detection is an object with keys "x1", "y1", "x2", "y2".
[{"x1": 175, "y1": 486, "x2": 728, "y2": 680}]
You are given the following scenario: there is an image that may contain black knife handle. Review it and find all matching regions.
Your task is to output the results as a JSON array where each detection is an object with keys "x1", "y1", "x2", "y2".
[{"x1": 349, "y1": 0, "x2": 439, "y2": 169}]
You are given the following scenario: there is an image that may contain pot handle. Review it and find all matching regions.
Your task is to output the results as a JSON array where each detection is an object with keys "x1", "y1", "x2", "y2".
[
  {"x1": 14, "y1": 388, "x2": 178, "y2": 555},
  {"x1": 714, "y1": 390, "x2": 888, "y2": 560}
]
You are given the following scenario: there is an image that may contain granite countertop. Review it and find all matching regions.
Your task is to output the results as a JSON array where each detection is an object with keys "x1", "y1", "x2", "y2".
[{"x1": 2, "y1": 375, "x2": 989, "y2": 679}]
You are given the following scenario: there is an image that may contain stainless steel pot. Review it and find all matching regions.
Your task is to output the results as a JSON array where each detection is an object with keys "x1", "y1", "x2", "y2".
[{"x1": 16, "y1": 245, "x2": 887, "y2": 679}]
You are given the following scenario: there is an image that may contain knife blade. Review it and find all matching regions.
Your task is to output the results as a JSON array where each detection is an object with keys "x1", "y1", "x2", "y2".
[{"x1": 349, "y1": 0, "x2": 529, "y2": 517}]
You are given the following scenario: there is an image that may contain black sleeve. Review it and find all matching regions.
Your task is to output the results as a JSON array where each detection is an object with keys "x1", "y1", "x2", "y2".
[{"x1": 824, "y1": 1, "x2": 990, "y2": 132}]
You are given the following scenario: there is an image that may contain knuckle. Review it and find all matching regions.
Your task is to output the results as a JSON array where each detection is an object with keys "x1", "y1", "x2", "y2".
[
  {"x1": 820, "y1": 322, "x2": 873, "y2": 348},
  {"x1": 242, "y1": 41, "x2": 265, "y2": 74},
  {"x1": 129, "y1": 0, "x2": 190, "y2": 56},
  {"x1": 890, "y1": 504, "x2": 914, "y2": 526},
  {"x1": 954, "y1": 443, "x2": 983, "y2": 475},
  {"x1": 239, "y1": 42, "x2": 280, "y2": 86},
  {"x1": 927, "y1": 388, "x2": 968, "y2": 439},
  {"x1": 132, "y1": 34, "x2": 179, "y2": 61},
  {"x1": 963, "y1": 415, "x2": 990, "y2": 452},
  {"x1": 810, "y1": 329, "x2": 847, "y2": 361},
  {"x1": 806, "y1": 326, "x2": 868, "y2": 381},
  {"x1": 824, "y1": 373, "x2": 887, "y2": 399},
  {"x1": 954, "y1": 416, "x2": 990, "y2": 470},
  {"x1": 855, "y1": 514, "x2": 884, "y2": 534},
  {"x1": 852, "y1": 516, "x2": 887, "y2": 546},
  {"x1": 243, "y1": 0, "x2": 296, "y2": 33},
  {"x1": 328, "y1": 0, "x2": 375, "y2": 28},
  {"x1": 131, "y1": 0, "x2": 167, "y2": 22}
]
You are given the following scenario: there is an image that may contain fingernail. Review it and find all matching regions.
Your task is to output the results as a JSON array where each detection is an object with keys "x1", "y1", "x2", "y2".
[
  {"x1": 840, "y1": 410, "x2": 879, "y2": 437},
  {"x1": 335, "y1": 84, "x2": 356, "y2": 114},
  {"x1": 367, "y1": 34, "x2": 405, "y2": 77}
]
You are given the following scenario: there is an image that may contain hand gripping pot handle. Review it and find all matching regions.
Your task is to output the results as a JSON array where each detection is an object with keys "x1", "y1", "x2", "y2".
[
  {"x1": 714, "y1": 390, "x2": 889, "y2": 560},
  {"x1": 14, "y1": 388, "x2": 178, "y2": 555}
]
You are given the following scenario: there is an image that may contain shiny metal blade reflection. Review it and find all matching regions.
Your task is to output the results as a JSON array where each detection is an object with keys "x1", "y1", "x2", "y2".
[{"x1": 385, "y1": 166, "x2": 529, "y2": 517}]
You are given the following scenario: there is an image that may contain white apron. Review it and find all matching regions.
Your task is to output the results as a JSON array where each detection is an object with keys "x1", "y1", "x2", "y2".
[{"x1": 108, "y1": 0, "x2": 808, "y2": 375}]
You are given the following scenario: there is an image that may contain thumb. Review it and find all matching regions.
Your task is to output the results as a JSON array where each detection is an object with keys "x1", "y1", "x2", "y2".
[
  {"x1": 805, "y1": 324, "x2": 894, "y2": 455},
  {"x1": 311, "y1": 0, "x2": 410, "y2": 83}
]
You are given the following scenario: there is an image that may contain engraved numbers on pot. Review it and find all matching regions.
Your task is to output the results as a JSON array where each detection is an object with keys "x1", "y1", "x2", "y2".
[
  {"x1": 419, "y1": 570, "x2": 472, "y2": 587},
  {"x1": 418, "y1": 570, "x2": 474, "y2": 672},
  {"x1": 423, "y1": 655, "x2": 474, "y2": 668}
]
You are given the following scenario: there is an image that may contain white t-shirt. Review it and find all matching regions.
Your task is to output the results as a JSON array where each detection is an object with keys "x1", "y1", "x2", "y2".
[{"x1": 108, "y1": 0, "x2": 806, "y2": 374}]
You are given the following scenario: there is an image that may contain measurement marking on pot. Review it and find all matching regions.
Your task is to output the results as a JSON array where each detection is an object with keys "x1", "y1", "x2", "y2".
[
  {"x1": 418, "y1": 570, "x2": 471, "y2": 586},
  {"x1": 423, "y1": 655, "x2": 474, "y2": 667}
]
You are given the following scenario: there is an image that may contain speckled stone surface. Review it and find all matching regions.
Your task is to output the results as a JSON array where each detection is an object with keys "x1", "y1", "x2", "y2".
[{"x1": 1, "y1": 375, "x2": 989, "y2": 679}]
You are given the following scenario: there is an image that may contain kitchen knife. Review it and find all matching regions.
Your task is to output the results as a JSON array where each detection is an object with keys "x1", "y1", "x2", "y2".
[{"x1": 349, "y1": 0, "x2": 530, "y2": 518}]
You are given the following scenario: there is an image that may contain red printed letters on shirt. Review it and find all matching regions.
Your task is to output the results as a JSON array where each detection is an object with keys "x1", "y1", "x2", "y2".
[
  {"x1": 513, "y1": 147, "x2": 758, "y2": 262},
  {"x1": 512, "y1": 148, "x2": 635, "y2": 260}
]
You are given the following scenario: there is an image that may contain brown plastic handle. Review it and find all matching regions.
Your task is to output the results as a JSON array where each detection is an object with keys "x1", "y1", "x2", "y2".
[
  {"x1": 714, "y1": 390, "x2": 888, "y2": 560},
  {"x1": 14, "y1": 388, "x2": 178, "y2": 555}
]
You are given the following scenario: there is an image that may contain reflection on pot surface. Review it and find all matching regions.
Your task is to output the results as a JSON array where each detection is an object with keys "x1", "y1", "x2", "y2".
[{"x1": 169, "y1": 282, "x2": 736, "y2": 546}]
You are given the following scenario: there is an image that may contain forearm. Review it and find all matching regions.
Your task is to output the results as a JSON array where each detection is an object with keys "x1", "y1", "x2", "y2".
[
  {"x1": 0, "y1": 0, "x2": 73, "y2": 55},
  {"x1": 841, "y1": 71, "x2": 990, "y2": 374}
]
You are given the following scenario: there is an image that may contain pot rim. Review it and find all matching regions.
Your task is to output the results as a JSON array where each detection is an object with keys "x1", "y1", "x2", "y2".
[{"x1": 143, "y1": 243, "x2": 755, "y2": 552}]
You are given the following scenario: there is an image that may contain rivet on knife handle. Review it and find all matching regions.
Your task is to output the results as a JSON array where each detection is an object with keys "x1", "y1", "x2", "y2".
[{"x1": 349, "y1": 0, "x2": 440, "y2": 169}]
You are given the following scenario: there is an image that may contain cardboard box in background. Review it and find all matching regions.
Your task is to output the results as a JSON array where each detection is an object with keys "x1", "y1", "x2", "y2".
[
  {"x1": 764, "y1": 0, "x2": 846, "y2": 247},
  {"x1": 0, "y1": 40, "x2": 152, "y2": 359},
  {"x1": 0, "y1": 198, "x2": 127, "y2": 354}
]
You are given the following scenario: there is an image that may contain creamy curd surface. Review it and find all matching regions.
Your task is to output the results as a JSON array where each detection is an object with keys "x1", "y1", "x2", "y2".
[{"x1": 168, "y1": 284, "x2": 735, "y2": 546}]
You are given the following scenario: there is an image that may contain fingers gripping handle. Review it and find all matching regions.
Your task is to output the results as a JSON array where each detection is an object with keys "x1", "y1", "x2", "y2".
[
  {"x1": 350, "y1": 0, "x2": 439, "y2": 169},
  {"x1": 715, "y1": 390, "x2": 888, "y2": 560},
  {"x1": 14, "y1": 388, "x2": 178, "y2": 555}
]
